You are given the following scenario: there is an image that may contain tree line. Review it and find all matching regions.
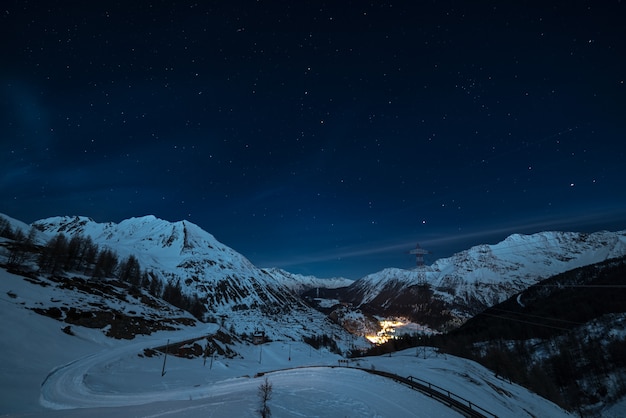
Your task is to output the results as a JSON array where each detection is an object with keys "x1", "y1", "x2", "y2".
[
  {"x1": 0, "y1": 216, "x2": 206, "y2": 320},
  {"x1": 368, "y1": 256, "x2": 626, "y2": 414},
  {"x1": 303, "y1": 333, "x2": 342, "y2": 354}
]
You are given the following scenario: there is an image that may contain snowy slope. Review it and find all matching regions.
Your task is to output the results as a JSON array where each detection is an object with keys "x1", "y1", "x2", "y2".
[
  {"x1": 1, "y1": 212, "x2": 33, "y2": 234},
  {"x1": 0, "y1": 267, "x2": 573, "y2": 417},
  {"x1": 262, "y1": 267, "x2": 353, "y2": 294},
  {"x1": 28, "y1": 215, "x2": 355, "y2": 343},
  {"x1": 347, "y1": 230, "x2": 626, "y2": 323}
]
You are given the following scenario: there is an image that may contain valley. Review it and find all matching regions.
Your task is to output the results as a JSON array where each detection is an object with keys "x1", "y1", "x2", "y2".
[{"x1": 1, "y1": 213, "x2": 625, "y2": 416}]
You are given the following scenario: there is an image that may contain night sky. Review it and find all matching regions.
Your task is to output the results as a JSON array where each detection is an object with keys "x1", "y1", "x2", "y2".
[{"x1": 2, "y1": 1, "x2": 626, "y2": 279}]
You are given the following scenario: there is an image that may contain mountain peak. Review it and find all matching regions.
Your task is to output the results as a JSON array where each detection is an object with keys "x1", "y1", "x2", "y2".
[
  {"x1": 27, "y1": 213, "x2": 351, "y2": 341},
  {"x1": 345, "y1": 229, "x2": 626, "y2": 326}
]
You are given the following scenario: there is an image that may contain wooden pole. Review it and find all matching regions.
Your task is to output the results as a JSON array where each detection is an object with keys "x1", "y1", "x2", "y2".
[{"x1": 161, "y1": 339, "x2": 169, "y2": 377}]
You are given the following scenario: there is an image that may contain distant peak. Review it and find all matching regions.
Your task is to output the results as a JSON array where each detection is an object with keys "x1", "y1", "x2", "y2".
[{"x1": 130, "y1": 214, "x2": 158, "y2": 222}]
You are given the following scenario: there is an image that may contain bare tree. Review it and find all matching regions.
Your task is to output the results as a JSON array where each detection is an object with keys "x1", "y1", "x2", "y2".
[{"x1": 258, "y1": 377, "x2": 272, "y2": 418}]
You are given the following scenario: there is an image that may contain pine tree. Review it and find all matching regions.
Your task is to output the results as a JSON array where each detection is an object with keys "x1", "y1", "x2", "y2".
[
  {"x1": 148, "y1": 272, "x2": 163, "y2": 297},
  {"x1": 118, "y1": 255, "x2": 141, "y2": 285},
  {"x1": 6, "y1": 227, "x2": 36, "y2": 267},
  {"x1": 64, "y1": 235, "x2": 84, "y2": 271},
  {"x1": 24, "y1": 227, "x2": 37, "y2": 248},
  {"x1": 0, "y1": 216, "x2": 14, "y2": 239},
  {"x1": 92, "y1": 248, "x2": 118, "y2": 279},
  {"x1": 81, "y1": 236, "x2": 99, "y2": 273},
  {"x1": 140, "y1": 271, "x2": 151, "y2": 288},
  {"x1": 162, "y1": 280, "x2": 184, "y2": 307},
  {"x1": 38, "y1": 234, "x2": 69, "y2": 274}
]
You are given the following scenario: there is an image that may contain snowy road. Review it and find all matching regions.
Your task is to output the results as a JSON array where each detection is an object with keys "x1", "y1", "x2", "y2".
[
  {"x1": 40, "y1": 324, "x2": 220, "y2": 409},
  {"x1": 1, "y1": 256, "x2": 574, "y2": 417},
  {"x1": 40, "y1": 366, "x2": 463, "y2": 418},
  {"x1": 37, "y1": 324, "x2": 465, "y2": 417}
]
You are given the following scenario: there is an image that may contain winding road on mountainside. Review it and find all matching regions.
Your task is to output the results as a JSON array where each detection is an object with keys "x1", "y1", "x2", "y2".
[
  {"x1": 40, "y1": 324, "x2": 220, "y2": 409},
  {"x1": 40, "y1": 325, "x2": 493, "y2": 417}
]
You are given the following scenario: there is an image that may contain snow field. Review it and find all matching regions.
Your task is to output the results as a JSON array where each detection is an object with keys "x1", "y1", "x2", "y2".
[{"x1": 0, "y1": 260, "x2": 573, "y2": 417}]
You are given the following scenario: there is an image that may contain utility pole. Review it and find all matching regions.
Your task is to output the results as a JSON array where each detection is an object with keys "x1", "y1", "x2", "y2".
[
  {"x1": 203, "y1": 345, "x2": 214, "y2": 369},
  {"x1": 161, "y1": 339, "x2": 169, "y2": 377}
]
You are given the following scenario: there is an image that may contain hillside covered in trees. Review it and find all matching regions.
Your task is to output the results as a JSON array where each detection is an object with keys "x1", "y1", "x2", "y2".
[
  {"x1": 361, "y1": 255, "x2": 626, "y2": 415},
  {"x1": 0, "y1": 216, "x2": 205, "y2": 320}
]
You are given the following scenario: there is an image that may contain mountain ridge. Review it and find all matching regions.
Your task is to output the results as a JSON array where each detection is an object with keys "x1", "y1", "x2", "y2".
[
  {"x1": 338, "y1": 229, "x2": 626, "y2": 329},
  {"x1": 2, "y1": 211, "x2": 624, "y2": 415},
  {"x1": 24, "y1": 214, "x2": 355, "y2": 343},
  {"x1": 6, "y1": 212, "x2": 626, "y2": 335}
]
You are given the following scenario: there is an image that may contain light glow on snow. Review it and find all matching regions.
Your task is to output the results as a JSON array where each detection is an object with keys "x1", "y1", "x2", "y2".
[{"x1": 366, "y1": 318, "x2": 438, "y2": 345}]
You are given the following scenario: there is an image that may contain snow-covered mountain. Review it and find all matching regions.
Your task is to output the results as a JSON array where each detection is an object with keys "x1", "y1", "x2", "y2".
[
  {"x1": 28, "y1": 214, "x2": 354, "y2": 342},
  {"x1": 2, "y1": 212, "x2": 623, "y2": 414},
  {"x1": 0, "y1": 265, "x2": 574, "y2": 417},
  {"x1": 344, "y1": 230, "x2": 626, "y2": 328},
  {"x1": 263, "y1": 267, "x2": 353, "y2": 294},
  {"x1": 10, "y1": 212, "x2": 626, "y2": 336}
]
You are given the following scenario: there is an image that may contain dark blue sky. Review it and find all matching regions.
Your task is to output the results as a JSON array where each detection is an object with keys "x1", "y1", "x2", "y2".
[{"x1": 2, "y1": 1, "x2": 625, "y2": 279}]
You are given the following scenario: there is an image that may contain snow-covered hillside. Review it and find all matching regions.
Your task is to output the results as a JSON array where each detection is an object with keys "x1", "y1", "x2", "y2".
[
  {"x1": 262, "y1": 267, "x2": 353, "y2": 294},
  {"x1": 346, "y1": 230, "x2": 626, "y2": 324},
  {"x1": 11, "y1": 212, "x2": 626, "y2": 336},
  {"x1": 8, "y1": 212, "x2": 626, "y2": 336},
  {"x1": 27, "y1": 215, "x2": 355, "y2": 343},
  {"x1": 0, "y1": 267, "x2": 573, "y2": 417}
]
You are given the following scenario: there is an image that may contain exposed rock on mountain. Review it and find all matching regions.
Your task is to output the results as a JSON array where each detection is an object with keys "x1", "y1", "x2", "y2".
[
  {"x1": 29, "y1": 215, "x2": 354, "y2": 342},
  {"x1": 341, "y1": 230, "x2": 626, "y2": 329}
]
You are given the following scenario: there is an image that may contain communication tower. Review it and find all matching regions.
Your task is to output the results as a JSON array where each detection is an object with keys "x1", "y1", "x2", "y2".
[
  {"x1": 408, "y1": 243, "x2": 430, "y2": 287},
  {"x1": 409, "y1": 243, "x2": 429, "y2": 267}
]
